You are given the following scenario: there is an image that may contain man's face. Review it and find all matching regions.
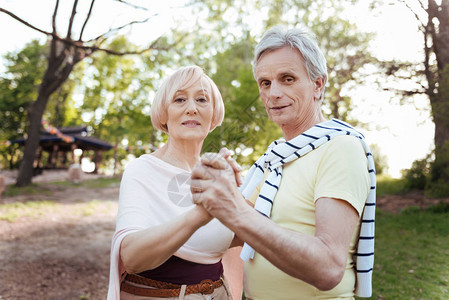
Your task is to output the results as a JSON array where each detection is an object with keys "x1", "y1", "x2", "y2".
[{"x1": 254, "y1": 46, "x2": 324, "y2": 139}]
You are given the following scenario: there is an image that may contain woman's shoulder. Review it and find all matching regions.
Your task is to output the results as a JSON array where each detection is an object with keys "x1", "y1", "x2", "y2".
[
  {"x1": 122, "y1": 154, "x2": 162, "y2": 177},
  {"x1": 124, "y1": 153, "x2": 155, "y2": 168}
]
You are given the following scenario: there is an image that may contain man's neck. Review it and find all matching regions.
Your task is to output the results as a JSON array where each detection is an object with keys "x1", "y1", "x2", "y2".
[{"x1": 282, "y1": 113, "x2": 326, "y2": 141}]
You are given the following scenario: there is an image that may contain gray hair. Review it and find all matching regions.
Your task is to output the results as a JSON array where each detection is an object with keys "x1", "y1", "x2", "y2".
[{"x1": 253, "y1": 26, "x2": 328, "y2": 99}]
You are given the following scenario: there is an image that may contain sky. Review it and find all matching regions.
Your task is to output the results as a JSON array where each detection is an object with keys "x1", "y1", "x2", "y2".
[{"x1": 0, "y1": 0, "x2": 434, "y2": 177}]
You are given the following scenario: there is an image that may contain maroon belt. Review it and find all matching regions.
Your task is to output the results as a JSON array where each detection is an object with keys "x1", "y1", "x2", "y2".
[{"x1": 121, "y1": 273, "x2": 224, "y2": 297}]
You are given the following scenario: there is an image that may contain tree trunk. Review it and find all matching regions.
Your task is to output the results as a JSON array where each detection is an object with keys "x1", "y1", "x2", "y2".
[
  {"x1": 15, "y1": 40, "x2": 77, "y2": 186},
  {"x1": 15, "y1": 92, "x2": 50, "y2": 186},
  {"x1": 427, "y1": 0, "x2": 449, "y2": 184}
]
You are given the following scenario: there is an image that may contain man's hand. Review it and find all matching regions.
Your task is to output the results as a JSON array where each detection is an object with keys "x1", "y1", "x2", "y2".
[{"x1": 190, "y1": 151, "x2": 249, "y2": 224}]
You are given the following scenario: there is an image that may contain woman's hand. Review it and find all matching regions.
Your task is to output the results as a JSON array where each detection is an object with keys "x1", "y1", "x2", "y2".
[
  {"x1": 190, "y1": 204, "x2": 214, "y2": 227},
  {"x1": 218, "y1": 147, "x2": 243, "y2": 187}
]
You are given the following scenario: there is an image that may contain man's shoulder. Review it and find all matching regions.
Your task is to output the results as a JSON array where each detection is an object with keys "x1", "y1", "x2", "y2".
[{"x1": 318, "y1": 134, "x2": 365, "y2": 155}]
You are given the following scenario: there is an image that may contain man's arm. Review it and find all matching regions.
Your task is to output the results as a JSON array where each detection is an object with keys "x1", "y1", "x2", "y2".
[
  {"x1": 191, "y1": 155, "x2": 359, "y2": 291},
  {"x1": 232, "y1": 196, "x2": 358, "y2": 290}
]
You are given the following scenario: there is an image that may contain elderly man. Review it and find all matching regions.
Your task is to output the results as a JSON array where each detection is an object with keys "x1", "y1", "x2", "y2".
[{"x1": 191, "y1": 26, "x2": 376, "y2": 300}]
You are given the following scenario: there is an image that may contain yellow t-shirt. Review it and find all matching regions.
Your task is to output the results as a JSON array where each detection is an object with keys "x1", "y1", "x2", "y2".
[{"x1": 243, "y1": 135, "x2": 370, "y2": 300}]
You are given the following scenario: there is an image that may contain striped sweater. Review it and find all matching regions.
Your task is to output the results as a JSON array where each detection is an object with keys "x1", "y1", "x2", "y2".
[{"x1": 239, "y1": 119, "x2": 376, "y2": 298}]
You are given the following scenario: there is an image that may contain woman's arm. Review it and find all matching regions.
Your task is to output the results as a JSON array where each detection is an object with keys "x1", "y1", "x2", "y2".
[{"x1": 120, "y1": 205, "x2": 212, "y2": 274}]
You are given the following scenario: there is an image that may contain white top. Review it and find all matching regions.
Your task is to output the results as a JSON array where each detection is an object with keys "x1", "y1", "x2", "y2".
[{"x1": 107, "y1": 154, "x2": 234, "y2": 299}]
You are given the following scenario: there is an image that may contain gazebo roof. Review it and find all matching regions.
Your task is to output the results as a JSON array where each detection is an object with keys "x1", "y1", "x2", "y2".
[{"x1": 13, "y1": 126, "x2": 113, "y2": 151}]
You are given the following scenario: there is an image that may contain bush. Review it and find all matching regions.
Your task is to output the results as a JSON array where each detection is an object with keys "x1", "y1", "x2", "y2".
[
  {"x1": 426, "y1": 201, "x2": 449, "y2": 213},
  {"x1": 402, "y1": 157, "x2": 431, "y2": 190},
  {"x1": 376, "y1": 175, "x2": 408, "y2": 197},
  {"x1": 426, "y1": 179, "x2": 449, "y2": 198}
]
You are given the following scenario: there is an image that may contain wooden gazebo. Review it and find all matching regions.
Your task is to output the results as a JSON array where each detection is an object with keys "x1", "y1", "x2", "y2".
[{"x1": 13, "y1": 126, "x2": 113, "y2": 173}]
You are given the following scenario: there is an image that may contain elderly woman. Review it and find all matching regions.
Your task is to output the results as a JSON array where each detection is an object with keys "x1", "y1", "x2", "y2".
[{"x1": 108, "y1": 66, "x2": 242, "y2": 299}]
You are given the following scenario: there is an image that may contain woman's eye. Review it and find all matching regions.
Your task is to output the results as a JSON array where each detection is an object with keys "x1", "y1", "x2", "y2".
[
  {"x1": 174, "y1": 98, "x2": 185, "y2": 103},
  {"x1": 197, "y1": 97, "x2": 207, "y2": 103}
]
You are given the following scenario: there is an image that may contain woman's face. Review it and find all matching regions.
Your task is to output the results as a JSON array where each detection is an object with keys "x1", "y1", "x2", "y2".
[{"x1": 166, "y1": 77, "x2": 214, "y2": 142}]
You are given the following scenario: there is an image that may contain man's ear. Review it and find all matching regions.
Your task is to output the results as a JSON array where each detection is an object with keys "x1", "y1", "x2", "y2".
[{"x1": 313, "y1": 76, "x2": 326, "y2": 100}]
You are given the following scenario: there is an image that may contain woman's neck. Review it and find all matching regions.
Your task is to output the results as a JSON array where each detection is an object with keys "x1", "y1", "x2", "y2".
[{"x1": 152, "y1": 137, "x2": 203, "y2": 172}]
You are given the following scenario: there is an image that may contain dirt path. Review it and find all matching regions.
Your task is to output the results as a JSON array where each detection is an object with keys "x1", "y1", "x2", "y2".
[
  {"x1": 1, "y1": 173, "x2": 448, "y2": 299},
  {"x1": 0, "y1": 181, "x2": 119, "y2": 300}
]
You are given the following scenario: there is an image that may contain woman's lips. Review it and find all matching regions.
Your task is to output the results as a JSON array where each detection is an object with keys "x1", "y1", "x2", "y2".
[{"x1": 182, "y1": 120, "x2": 201, "y2": 127}]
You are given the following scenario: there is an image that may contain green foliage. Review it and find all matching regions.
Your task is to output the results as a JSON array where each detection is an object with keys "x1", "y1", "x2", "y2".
[
  {"x1": 0, "y1": 40, "x2": 47, "y2": 137},
  {"x1": 402, "y1": 156, "x2": 431, "y2": 191},
  {"x1": 44, "y1": 65, "x2": 82, "y2": 128},
  {"x1": 426, "y1": 180, "x2": 449, "y2": 199},
  {"x1": 361, "y1": 208, "x2": 449, "y2": 299},
  {"x1": 401, "y1": 147, "x2": 449, "y2": 198},
  {"x1": 375, "y1": 175, "x2": 409, "y2": 197},
  {"x1": 0, "y1": 39, "x2": 80, "y2": 170},
  {"x1": 425, "y1": 201, "x2": 449, "y2": 214},
  {"x1": 369, "y1": 144, "x2": 388, "y2": 175},
  {"x1": 80, "y1": 36, "x2": 158, "y2": 169},
  {"x1": 427, "y1": 141, "x2": 449, "y2": 198},
  {"x1": 1, "y1": 0, "x2": 382, "y2": 174},
  {"x1": 202, "y1": 38, "x2": 282, "y2": 166}
]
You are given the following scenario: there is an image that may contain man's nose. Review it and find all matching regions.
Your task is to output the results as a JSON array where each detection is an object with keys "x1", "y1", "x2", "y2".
[{"x1": 269, "y1": 82, "x2": 282, "y2": 99}]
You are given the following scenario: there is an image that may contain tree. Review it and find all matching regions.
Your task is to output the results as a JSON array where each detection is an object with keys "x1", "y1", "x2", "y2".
[
  {"x1": 79, "y1": 36, "x2": 156, "y2": 174},
  {"x1": 0, "y1": 0, "x2": 173, "y2": 186},
  {"x1": 203, "y1": 38, "x2": 283, "y2": 166},
  {"x1": 384, "y1": 0, "x2": 449, "y2": 193},
  {"x1": 184, "y1": 0, "x2": 378, "y2": 164},
  {"x1": 259, "y1": 0, "x2": 377, "y2": 122},
  {"x1": 0, "y1": 40, "x2": 48, "y2": 169}
]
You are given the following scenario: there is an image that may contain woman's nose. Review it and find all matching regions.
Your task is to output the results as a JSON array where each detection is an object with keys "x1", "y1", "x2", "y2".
[{"x1": 186, "y1": 99, "x2": 198, "y2": 114}]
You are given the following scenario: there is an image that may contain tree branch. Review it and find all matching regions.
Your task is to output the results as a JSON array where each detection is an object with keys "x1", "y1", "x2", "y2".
[
  {"x1": 382, "y1": 87, "x2": 427, "y2": 96},
  {"x1": 0, "y1": 3, "x2": 181, "y2": 57},
  {"x1": 399, "y1": 0, "x2": 426, "y2": 31},
  {"x1": 67, "y1": 0, "x2": 80, "y2": 38},
  {"x1": 0, "y1": 8, "x2": 52, "y2": 36},
  {"x1": 86, "y1": 16, "x2": 156, "y2": 43},
  {"x1": 79, "y1": 0, "x2": 96, "y2": 41},
  {"x1": 113, "y1": 0, "x2": 148, "y2": 11},
  {"x1": 52, "y1": 0, "x2": 59, "y2": 34}
]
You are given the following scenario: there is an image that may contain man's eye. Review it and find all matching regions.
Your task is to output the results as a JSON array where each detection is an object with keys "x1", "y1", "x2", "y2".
[
  {"x1": 284, "y1": 76, "x2": 294, "y2": 82},
  {"x1": 260, "y1": 81, "x2": 270, "y2": 87}
]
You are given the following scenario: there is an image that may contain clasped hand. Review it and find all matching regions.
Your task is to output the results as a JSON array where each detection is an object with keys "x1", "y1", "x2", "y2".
[{"x1": 190, "y1": 148, "x2": 247, "y2": 224}]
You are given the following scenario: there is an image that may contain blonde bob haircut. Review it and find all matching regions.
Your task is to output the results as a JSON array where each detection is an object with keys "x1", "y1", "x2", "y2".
[{"x1": 151, "y1": 66, "x2": 225, "y2": 134}]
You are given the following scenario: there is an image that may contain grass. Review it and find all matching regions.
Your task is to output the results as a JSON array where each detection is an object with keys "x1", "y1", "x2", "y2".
[
  {"x1": 358, "y1": 206, "x2": 449, "y2": 299},
  {"x1": 46, "y1": 176, "x2": 121, "y2": 188},
  {"x1": 2, "y1": 183, "x2": 53, "y2": 197},
  {"x1": 1, "y1": 176, "x2": 120, "y2": 222},
  {"x1": 0, "y1": 199, "x2": 117, "y2": 222},
  {"x1": 2, "y1": 176, "x2": 121, "y2": 197},
  {"x1": 2, "y1": 176, "x2": 448, "y2": 298},
  {"x1": 0, "y1": 200, "x2": 57, "y2": 222}
]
